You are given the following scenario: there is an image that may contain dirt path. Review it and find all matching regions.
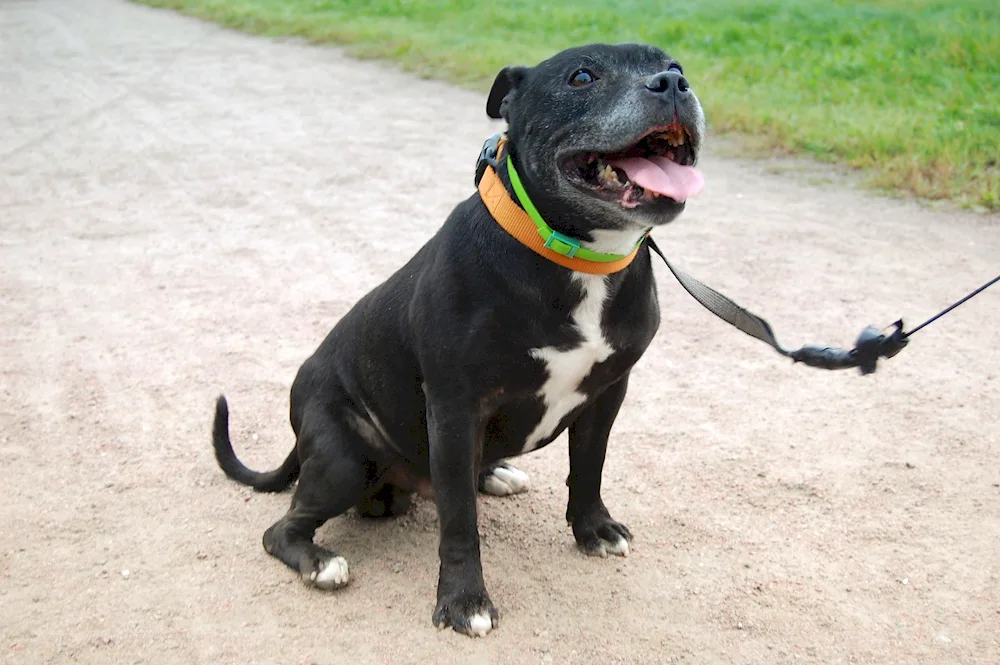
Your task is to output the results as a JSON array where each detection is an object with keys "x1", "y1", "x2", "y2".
[{"x1": 2, "y1": 1, "x2": 998, "y2": 663}]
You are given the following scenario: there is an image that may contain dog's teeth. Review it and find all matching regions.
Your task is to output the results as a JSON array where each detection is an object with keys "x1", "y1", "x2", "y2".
[
  {"x1": 662, "y1": 126, "x2": 687, "y2": 147},
  {"x1": 597, "y1": 164, "x2": 623, "y2": 188}
]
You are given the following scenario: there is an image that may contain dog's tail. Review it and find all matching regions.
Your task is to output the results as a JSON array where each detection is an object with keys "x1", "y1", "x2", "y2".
[{"x1": 212, "y1": 395, "x2": 300, "y2": 492}]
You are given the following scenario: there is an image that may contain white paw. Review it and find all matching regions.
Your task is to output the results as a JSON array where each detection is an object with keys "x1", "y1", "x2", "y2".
[
  {"x1": 603, "y1": 536, "x2": 630, "y2": 557},
  {"x1": 587, "y1": 536, "x2": 630, "y2": 558},
  {"x1": 467, "y1": 612, "x2": 494, "y2": 637},
  {"x1": 480, "y1": 464, "x2": 530, "y2": 497},
  {"x1": 310, "y1": 556, "x2": 350, "y2": 590}
]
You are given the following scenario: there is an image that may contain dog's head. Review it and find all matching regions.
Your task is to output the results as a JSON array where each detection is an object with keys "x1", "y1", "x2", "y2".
[{"x1": 487, "y1": 43, "x2": 705, "y2": 236}]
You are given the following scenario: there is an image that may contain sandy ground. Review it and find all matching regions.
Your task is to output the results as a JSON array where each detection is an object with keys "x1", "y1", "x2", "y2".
[{"x1": 2, "y1": 1, "x2": 999, "y2": 663}]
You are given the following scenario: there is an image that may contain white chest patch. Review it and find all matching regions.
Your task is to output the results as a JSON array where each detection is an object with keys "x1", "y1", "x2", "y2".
[{"x1": 522, "y1": 273, "x2": 613, "y2": 453}]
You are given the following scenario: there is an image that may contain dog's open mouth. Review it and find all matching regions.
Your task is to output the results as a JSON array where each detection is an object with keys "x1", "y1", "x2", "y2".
[{"x1": 564, "y1": 122, "x2": 704, "y2": 208}]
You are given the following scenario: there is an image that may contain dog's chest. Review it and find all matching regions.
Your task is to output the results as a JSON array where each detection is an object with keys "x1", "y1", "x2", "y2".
[{"x1": 521, "y1": 273, "x2": 614, "y2": 452}]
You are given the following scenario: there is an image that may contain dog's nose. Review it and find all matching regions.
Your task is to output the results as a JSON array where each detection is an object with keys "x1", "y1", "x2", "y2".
[{"x1": 645, "y1": 70, "x2": 690, "y2": 95}]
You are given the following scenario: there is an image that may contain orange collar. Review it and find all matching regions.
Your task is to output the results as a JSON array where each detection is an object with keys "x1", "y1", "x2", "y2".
[{"x1": 477, "y1": 142, "x2": 644, "y2": 275}]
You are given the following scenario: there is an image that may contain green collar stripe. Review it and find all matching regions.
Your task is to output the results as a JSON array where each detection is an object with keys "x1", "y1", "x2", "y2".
[{"x1": 506, "y1": 157, "x2": 639, "y2": 263}]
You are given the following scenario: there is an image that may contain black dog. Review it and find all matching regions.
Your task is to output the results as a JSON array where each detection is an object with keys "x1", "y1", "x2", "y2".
[{"x1": 212, "y1": 42, "x2": 705, "y2": 637}]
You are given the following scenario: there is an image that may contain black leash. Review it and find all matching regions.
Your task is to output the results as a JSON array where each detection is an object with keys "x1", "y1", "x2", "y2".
[{"x1": 646, "y1": 237, "x2": 998, "y2": 375}]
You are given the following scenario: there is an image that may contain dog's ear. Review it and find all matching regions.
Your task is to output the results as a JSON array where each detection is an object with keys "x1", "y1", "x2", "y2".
[{"x1": 486, "y1": 66, "x2": 527, "y2": 120}]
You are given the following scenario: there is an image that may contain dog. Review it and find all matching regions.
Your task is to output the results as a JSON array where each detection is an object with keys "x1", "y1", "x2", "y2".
[{"x1": 212, "y1": 42, "x2": 705, "y2": 637}]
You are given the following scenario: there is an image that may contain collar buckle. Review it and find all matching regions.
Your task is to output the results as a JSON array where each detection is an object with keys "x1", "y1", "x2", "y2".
[{"x1": 544, "y1": 230, "x2": 581, "y2": 258}]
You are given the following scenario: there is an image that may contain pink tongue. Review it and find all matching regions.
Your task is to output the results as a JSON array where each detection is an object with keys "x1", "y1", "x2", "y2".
[{"x1": 608, "y1": 157, "x2": 704, "y2": 202}]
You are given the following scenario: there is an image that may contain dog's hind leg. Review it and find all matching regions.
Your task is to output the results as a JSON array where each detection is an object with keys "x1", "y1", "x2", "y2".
[
  {"x1": 357, "y1": 482, "x2": 413, "y2": 518},
  {"x1": 261, "y1": 410, "x2": 365, "y2": 590}
]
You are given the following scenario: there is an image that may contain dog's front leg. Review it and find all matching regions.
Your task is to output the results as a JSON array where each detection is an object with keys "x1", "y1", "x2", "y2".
[
  {"x1": 426, "y1": 393, "x2": 498, "y2": 637},
  {"x1": 566, "y1": 374, "x2": 633, "y2": 558}
]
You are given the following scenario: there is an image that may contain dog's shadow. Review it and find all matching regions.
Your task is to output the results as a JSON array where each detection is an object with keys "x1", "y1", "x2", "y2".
[
  {"x1": 317, "y1": 499, "x2": 441, "y2": 569},
  {"x1": 310, "y1": 491, "x2": 575, "y2": 586},
  {"x1": 277, "y1": 485, "x2": 643, "y2": 632}
]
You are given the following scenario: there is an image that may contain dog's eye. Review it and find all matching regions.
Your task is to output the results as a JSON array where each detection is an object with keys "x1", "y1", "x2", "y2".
[
  {"x1": 569, "y1": 69, "x2": 596, "y2": 87},
  {"x1": 668, "y1": 63, "x2": 683, "y2": 75}
]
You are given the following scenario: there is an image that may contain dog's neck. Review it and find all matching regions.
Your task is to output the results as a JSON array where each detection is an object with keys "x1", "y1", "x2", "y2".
[
  {"x1": 584, "y1": 227, "x2": 651, "y2": 256},
  {"x1": 491, "y1": 141, "x2": 648, "y2": 260},
  {"x1": 478, "y1": 159, "x2": 645, "y2": 275}
]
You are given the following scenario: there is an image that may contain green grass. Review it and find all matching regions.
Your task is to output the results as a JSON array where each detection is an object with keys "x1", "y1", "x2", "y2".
[{"x1": 136, "y1": 0, "x2": 1000, "y2": 210}]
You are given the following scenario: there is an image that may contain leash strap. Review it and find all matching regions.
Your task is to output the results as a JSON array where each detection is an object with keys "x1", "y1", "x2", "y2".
[
  {"x1": 645, "y1": 237, "x2": 896, "y2": 372},
  {"x1": 647, "y1": 238, "x2": 997, "y2": 375}
]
